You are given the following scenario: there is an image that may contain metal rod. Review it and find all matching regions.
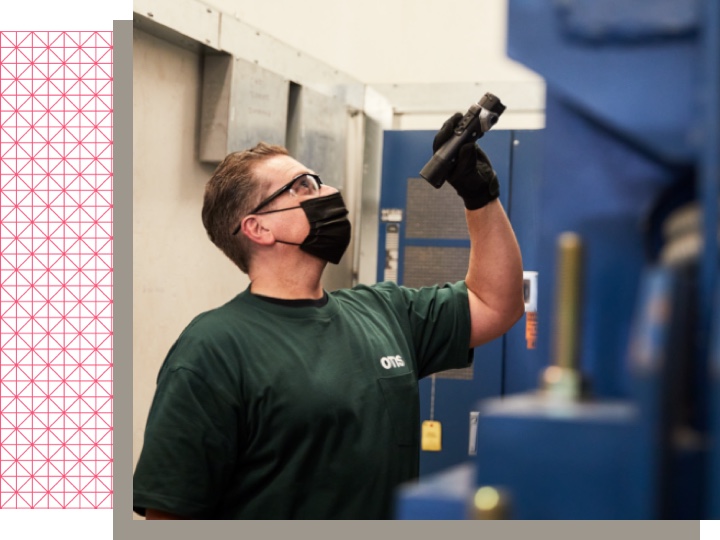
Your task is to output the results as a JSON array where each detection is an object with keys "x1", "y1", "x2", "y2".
[{"x1": 552, "y1": 232, "x2": 583, "y2": 370}]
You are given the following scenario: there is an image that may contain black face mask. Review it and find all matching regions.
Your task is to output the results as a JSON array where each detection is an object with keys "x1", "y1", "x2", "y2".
[{"x1": 273, "y1": 192, "x2": 352, "y2": 264}]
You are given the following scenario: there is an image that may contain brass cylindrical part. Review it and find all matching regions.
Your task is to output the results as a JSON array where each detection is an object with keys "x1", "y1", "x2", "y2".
[
  {"x1": 471, "y1": 486, "x2": 510, "y2": 519},
  {"x1": 552, "y1": 232, "x2": 583, "y2": 370}
]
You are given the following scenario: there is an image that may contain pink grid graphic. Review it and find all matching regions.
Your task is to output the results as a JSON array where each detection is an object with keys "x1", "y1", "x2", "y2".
[{"x1": 0, "y1": 31, "x2": 112, "y2": 509}]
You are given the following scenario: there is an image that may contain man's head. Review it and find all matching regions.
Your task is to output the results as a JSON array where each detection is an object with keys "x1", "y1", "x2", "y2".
[
  {"x1": 201, "y1": 142, "x2": 289, "y2": 274},
  {"x1": 202, "y1": 142, "x2": 350, "y2": 274}
]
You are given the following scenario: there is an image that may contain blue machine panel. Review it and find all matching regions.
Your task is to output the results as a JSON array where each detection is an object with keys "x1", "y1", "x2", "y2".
[
  {"x1": 394, "y1": 463, "x2": 475, "y2": 520},
  {"x1": 535, "y1": 93, "x2": 677, "y2": 400},
  {"x1": 475, "y1": 396, "x2": 650, "y2": 519},
  {"x1": 507, "y1": 0, "x2": 699, "y2": 164},
  {"x1": 711, "y1": 282, "x2": 720, "y2": 518},
  {"x1": 504, "y1": 130, "x2": 543, "y2": 395}
]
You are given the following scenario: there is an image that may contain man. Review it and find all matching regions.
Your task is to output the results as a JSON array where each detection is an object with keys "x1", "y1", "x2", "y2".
[{"x1": 133, "y1": 114, "x2": 524, "y2": 519}]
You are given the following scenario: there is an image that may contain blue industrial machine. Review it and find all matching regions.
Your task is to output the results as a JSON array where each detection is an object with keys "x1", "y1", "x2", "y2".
[{"x1": 393, "y1": 0, "x2": 719, "y2": 519}]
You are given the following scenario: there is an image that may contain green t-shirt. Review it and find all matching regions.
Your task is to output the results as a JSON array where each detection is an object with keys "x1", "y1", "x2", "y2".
[{"x1": 133, "y1": 280, "x2": 472, "y2": 519}]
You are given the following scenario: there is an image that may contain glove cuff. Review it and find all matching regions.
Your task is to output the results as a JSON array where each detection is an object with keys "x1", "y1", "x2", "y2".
[{"x1": 461, "y1": 173, "x2": 500, "y2": 210}]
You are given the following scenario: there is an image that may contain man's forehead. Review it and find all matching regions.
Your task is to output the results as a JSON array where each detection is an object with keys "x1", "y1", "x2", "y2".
[{"x1": 254, "y1": 155, "x2": 312, "y2": 186}]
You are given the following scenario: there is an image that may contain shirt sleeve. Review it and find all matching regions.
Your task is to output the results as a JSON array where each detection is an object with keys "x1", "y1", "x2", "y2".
[
  {"x1": 133, "y1": 365, "x2": 239, "y2": 518},
  {"x1": 387, "y1": 280, "x2": 474, "y2": 378}
]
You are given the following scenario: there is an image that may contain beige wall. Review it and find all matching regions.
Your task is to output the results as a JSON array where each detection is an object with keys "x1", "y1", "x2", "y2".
[
  {"x1": 133, "y1": 0, "x2": 544, "y2": 128},
  {"x1": 132, "y1": 26, "x2": 363, "y2": 496},
  {"x1": 199, "y1": 0, "x2": 538, "y2": 85},
  {"x1": 132, "y1": 29, "x2": 249, "y2": 472}
]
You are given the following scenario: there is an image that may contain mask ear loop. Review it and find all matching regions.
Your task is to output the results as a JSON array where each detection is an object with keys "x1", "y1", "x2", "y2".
[
  {"x1": 253, "y1": 205, "x2": 303, "y2": 216},
  {"x1": 256, "y1": 205, "x2": 310, "y2": 248},
  {"x1": 233, "y1": 204, "x2": 304, "y2": 237},
  {"x1": 274, "y1": 239, "x2": 303, "y2": 247}
]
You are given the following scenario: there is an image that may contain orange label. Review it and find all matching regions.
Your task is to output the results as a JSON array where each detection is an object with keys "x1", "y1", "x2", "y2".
[{"x1": 526, "y1": 312, "x2": 537, "y2": 349}]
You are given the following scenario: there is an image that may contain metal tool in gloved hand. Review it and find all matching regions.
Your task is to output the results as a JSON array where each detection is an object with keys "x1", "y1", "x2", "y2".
[
  {"x1": 420, "y1": 93, "x2": 505, "y2": 189},
  {"x1": 422, "y1": 93, "x2": 506, "y2": 210}
]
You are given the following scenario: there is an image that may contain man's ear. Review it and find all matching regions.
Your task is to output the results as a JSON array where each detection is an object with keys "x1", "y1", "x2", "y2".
[{"x1": 240, "y1": 216, "x2": 275, "y2": 246}]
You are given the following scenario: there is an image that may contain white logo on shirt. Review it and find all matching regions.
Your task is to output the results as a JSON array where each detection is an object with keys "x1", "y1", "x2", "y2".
[{"x1": 380, "y1": 355, "x2": 405, "y2": 369}]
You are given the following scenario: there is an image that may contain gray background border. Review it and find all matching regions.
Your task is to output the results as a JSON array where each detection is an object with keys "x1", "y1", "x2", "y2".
[
  {"x1": 112, "y1": 18, "x2": 701, "y2": 540},
  {"x1": 113, "y1": 19, "x2": 132, "y2": 530}
]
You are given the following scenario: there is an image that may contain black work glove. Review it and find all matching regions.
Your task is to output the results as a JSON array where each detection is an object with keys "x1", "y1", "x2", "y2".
[{"x1": 432, "y1": 112, "x2": 500, "y2": 210}]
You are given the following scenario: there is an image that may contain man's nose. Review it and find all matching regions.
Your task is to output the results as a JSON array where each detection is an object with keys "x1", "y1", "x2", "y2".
[{"x1": 320, "y1": 184, "x2": 339, "y2": 195}]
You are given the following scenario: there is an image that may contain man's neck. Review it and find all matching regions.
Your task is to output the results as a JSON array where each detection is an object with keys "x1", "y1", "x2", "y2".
[{"x1": 248, "y1": 260, "x2": 326, "y2": 300}]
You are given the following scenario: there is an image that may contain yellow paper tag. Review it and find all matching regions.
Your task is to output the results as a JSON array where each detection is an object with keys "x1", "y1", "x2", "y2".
[{"x1": 421, "y1": 420, "x2": 442, "y2": 451}]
